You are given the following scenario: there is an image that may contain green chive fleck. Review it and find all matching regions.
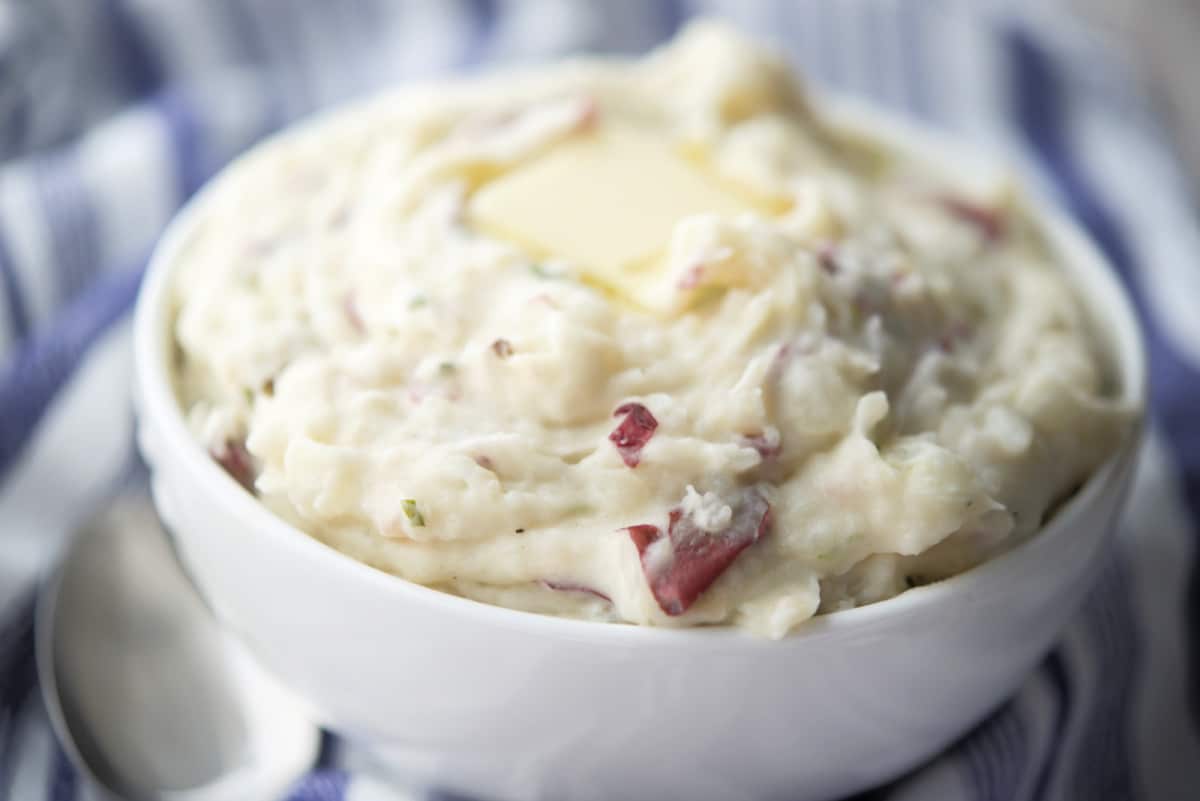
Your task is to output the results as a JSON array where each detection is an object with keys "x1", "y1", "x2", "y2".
[
  {"x1": 409, "y1": 294, "x2": 428, "y2": 309},
  {"x1": 402, "y1": 499, "x2": 426, "y2": 527},
  {"x1": 438, "y1": 361, "x2": 456, "y2": 375},
  {"x1": 529, "y1": 264, "x2": 554, "y2": 279}
]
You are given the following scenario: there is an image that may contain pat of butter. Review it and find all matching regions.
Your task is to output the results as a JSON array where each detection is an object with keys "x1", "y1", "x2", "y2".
[{"x1": 469, "y1": 125, "x2": 760, "y2": 309}]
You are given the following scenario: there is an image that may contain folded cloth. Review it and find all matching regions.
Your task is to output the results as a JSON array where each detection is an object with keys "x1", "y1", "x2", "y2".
[{"x1": 2, "y1": 2, "x2": 1199, "y2": 799}]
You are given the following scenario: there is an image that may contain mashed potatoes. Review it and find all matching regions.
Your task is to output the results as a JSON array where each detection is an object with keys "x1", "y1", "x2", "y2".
[{"x1": 172, "y1": 22, "x2": 1130, "y2": 637}]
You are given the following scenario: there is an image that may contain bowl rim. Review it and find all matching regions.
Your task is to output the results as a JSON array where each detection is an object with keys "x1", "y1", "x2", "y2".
[{"x1": 134, "y1": 88, "x2": 1148, "y2": 647}]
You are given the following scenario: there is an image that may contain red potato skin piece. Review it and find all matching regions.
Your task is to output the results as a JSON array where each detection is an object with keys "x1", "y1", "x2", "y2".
[
  {"x1": 609, "y1": 403, "x2": 658, "y2": 468},
  {"x1": 938, "y1": 196, "x2": 1006, "y2": 242},
  {"x1": 817, "y1": 243, "x2": 839, "y2": 275},
  {"x1": 213, "y1": 439, "x2": 256, "y2": 493},
  {"x1": 766, "y1": 342, "x2": 794, "y2": 385},
  {"x1": 627, "y1": 524, "x2": 661, "y2": 553},
  {"x1": 739, "y1": 432, "x2": 781, "y2": 463},
  {"x1": 342, "y1": 293, "x2": 365, "y2": 334},
  {"x1": 573, "y1": 95, "x2": 600, "y2": 132},
  {"x1": 628, "y1": 490, "x2": 772, "y2": 616},
  {"x1": 677, "y1": 264, "x2": 706, "y2": 290},
  {"x1": 936, "y1": 320, "x2": 973, "y2": 354},
  {"x1": 541, "y1": 579, "x2": 612, "y2": 603},
  {"x1": 740, "y1": 432, "x2": 787, "y2": 482}
]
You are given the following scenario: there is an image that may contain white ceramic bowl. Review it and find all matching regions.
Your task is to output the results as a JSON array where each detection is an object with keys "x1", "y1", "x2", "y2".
[{"x1": 133, "y1": 96, "x2": 1146, "y2": 801}]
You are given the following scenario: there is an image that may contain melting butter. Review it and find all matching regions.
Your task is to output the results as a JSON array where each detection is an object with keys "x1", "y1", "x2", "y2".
[{"x1": 469, "y1": 124, "x2": 771, "y2": 311}]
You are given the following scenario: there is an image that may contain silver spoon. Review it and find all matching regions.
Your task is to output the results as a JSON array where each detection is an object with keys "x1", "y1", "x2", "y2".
[{"x1": 35, "y1": 488, "x2": 320, "y2": 801}]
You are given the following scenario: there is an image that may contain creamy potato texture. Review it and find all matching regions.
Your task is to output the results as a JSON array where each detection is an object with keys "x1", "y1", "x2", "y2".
[{"x1": 173, "y1": 22, "x2": 1130, "y2": 637}]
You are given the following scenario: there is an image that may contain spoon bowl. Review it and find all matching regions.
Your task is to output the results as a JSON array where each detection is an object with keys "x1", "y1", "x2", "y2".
[{"x1": 35, "y1": 490, "x2": 319, "y2": 801}]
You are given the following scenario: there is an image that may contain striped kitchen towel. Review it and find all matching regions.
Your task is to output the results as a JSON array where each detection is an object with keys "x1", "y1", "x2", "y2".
[{"x1": 2, "y1": 1, "x2": 1198, "y2": 799}]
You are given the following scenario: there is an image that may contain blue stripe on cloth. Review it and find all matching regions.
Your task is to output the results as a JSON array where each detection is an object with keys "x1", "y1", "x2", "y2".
[
  {"x1": 861, "y1": 0, "x2": 889, "y2": 106},
  {"x1": 283, "y1": 769, "x2": 349, "y2": 801},
  {"x1": 0, "y1": 49, "x2": 27, "y2": 160},
  {"x1": 214, "y1": 0, "x2": 260, "y2": 64},
  {"x1": 0, "y1": 266, "x2": 142, "y2": 480},
  {"x1": 1005, "y1": 24, "x2": 1200, "y2": 733},
  {"x1": 1072, "y1": 559, "x2": 1139, "y2": 799},
  {"x1": 0, "y1": 601, "x2": 35, "y2": 717},
  {"x1": 314, "y1": 731, "x2": 341, "y2": 772},
  {"x1": 806, "y1": 0, "x2": 838, "y2": 86},
  {"x1": 961, "y1": 703, "x2": 1028, "y2": 801},
  {"x1": 212, "y1": 0, "x2": 288, "y2": 135},
  {"x1": 156, "y1": 90, "x2": 208, "y2": 200},
  {"x1": 458, "y1": 0, "x2": 499, "y2": 69},
  {"x1": 1032, "y1": 651, "x2": 1071, "y2": 800},
  {"x1": 0, "y1": 604, "x2": 36, "y2": 797},
  {"x1": 47, "y1": 746, "x2": 76, "y2": 801},
  {"x1": 897, "y1": 0, "x2": 932, "y2": 120},
  {"x1": 651, "y1": 0, "x2": 688, "y2": 42},
  {"x1": 0, "y1": 233, "x2": 30, "y2": 343},
  {"x1": 100, "y1": 0, "x2": 164, "y2": 98},
  {"x1": 245, "y1": 0, "x2": 310, "y2": 122},
  {"x1": 30, "y1": 152, "x2": 100, "y2": 306}
]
